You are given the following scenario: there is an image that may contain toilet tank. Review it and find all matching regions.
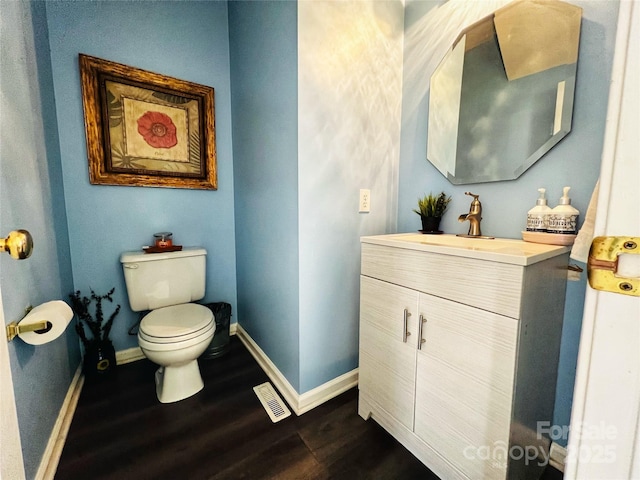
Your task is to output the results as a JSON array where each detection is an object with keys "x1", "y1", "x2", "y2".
[{"x1": 120, "y1": 248, "x2": 206, "y2": 312}]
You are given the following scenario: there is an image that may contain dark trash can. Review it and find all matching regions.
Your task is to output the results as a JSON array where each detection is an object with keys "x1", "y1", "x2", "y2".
[{"x1": 201, "y1": 302, "x2": 232, "y2": 359}]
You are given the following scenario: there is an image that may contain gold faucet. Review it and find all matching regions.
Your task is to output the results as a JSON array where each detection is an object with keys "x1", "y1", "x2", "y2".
[{"x1": 458, "y1": 192, "x2": 483, "y2": 237}]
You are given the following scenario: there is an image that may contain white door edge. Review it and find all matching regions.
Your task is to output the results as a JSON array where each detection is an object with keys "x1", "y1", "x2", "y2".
[
  {"x1": 0, "y1": 288, "x2": 26, "y2": 480},
  {"x1": 565, "y1": 0, "x2": 640, "y2": 477}
]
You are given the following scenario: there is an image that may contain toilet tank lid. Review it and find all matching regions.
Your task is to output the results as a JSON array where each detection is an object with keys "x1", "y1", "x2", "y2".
[{"x1": 120, "y1": 247, "x2": 206, "y2": 264}]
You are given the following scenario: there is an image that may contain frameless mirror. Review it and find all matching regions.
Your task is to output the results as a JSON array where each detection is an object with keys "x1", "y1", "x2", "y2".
[{"x1": 427, "y1": 0, "x2": 582, "y2": 185}]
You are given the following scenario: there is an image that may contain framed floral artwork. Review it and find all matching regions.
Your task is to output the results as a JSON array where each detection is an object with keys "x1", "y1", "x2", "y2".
[{"x1": 79, "y1": 54, "x2": 217, "y2": 189}]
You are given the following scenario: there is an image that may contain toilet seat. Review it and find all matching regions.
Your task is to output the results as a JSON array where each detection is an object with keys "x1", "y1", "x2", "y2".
[
  {"x1": 138, "y1": 321, "x2": 214, "y2": 352},
  {"x1": 139, "y1": 303, "x2": 214, "y2": 345}
]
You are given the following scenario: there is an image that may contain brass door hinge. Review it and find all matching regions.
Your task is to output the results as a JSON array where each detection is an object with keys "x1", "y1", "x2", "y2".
[{"x1": 587, "y1": 236, "x2": 639, "y2": 296}]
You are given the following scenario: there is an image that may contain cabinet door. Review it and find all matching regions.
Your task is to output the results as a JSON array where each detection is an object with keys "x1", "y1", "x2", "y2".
[
  {"x1": 359, "y1": 276, "x2": 418, "y2": 430},
  {"x1": 414, "y1": 293, "x2": 517, "y2": 480}
]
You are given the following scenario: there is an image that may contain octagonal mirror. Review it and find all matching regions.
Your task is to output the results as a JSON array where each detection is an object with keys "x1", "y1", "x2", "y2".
[{"x1": 427, "y1": 0, "x2": 582, "y2": 185}]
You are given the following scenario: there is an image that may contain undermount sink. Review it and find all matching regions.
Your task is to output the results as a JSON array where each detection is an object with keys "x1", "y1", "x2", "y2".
[{"x1": 360, "y1": 233, "x2": 571, "y2": 266}]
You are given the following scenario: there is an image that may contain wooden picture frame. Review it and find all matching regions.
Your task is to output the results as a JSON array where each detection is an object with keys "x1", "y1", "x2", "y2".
[{"x1": 79, "y1": 54, "x2": 217, "y2": 190}]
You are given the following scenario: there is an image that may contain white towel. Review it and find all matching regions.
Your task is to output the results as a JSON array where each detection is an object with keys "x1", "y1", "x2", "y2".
[{"x1": 570, "y1": 180, "x2": 599, "y2": 263}]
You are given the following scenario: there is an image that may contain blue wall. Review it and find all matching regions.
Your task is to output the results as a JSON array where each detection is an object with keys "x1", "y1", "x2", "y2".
[
  {"x1": 0, "y1": 2, "x2": 77, "y2": 478},
  {"x1": 230, "y1": 0, "x2": 406, "y2": 394},
  {"x1": 229, "y1": 1, "x2": 301, "y2": 390},
  {"x1": 296, "y1": 1, "x2": 405, "y2": 393},
  {"x1": 400, "y1": 0, "x2": 620, "y2": 447},
  {"x1": 45, "y1": 1, "x2": 238, "y2": 352}
]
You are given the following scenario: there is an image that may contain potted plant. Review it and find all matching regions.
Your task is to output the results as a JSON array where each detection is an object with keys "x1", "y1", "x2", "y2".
[
  {"x1": 69, "y1": 288, "x2": 120, "y2": 380},
  {"x1": 413, "y1": 192, "x2": 451, "y2": 233}
]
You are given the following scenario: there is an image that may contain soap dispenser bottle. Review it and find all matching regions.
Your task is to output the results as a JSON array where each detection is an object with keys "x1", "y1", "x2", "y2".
[
  {"x1": 526, "y1": 188, "x2": 552, "y2": 232},
  {"x1": 548, "y1": 186, "x2": 580, "y2": 234}
]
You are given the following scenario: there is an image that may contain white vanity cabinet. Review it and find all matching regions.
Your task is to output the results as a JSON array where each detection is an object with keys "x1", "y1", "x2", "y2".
[{"x1": 358, "y1": 234, "x2": 570, "y2": 480}]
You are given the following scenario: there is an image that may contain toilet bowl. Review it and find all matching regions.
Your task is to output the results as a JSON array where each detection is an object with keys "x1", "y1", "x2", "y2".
[
  {"x1": 138, "y1": 303, "x2": 215, "y2": 403},
  {"x1": 120, "y1": 247, "x2": 215, "y2": 403}
]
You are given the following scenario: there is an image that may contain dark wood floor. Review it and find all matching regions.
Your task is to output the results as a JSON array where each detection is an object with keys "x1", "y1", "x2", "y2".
[{"x1": 56, "y1": 336, "x2": 563, "y2": 480}]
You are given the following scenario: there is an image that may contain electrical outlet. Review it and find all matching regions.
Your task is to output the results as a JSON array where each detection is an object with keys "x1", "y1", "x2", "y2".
[{"x1": 359, "y1": 189, "x2": 371, "y2": 213}]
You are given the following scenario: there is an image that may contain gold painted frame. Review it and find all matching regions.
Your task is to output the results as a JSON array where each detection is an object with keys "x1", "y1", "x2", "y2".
[{"x1": 79, "y1": 54, "x2": 217, "y2": 189}]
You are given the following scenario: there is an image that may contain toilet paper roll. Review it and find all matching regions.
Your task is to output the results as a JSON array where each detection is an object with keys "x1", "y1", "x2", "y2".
[{"x1": 18, "y1": 300, "x2": 73, "y2": 345}]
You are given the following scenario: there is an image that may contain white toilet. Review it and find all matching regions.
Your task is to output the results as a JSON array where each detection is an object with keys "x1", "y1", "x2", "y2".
[{"x1": 120, "y1": 248, "x2": 215, "y2": 403}]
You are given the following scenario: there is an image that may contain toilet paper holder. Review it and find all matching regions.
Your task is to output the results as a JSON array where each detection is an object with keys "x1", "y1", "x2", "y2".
[{"x1": 5, "y1": 306, "x2": 50, "y2": 342}]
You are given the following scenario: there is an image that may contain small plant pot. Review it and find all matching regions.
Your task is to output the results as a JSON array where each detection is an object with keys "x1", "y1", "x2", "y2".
[
  {"x1": 420, "y1": 216, "x2": 441, "y2": 233},
  {"x1": 83, "y1": 340, "x2": 116, "y2": 380}
]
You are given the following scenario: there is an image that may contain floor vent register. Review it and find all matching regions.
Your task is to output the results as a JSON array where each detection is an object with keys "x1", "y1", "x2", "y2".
[{"x1": 253, "y1": 382, "x2": 291, "y2": 423}]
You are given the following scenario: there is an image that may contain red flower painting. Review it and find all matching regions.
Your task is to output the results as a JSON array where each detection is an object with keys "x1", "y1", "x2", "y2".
[{"x1": 137, "y1": 111, "x2": 178, "y2": 149}]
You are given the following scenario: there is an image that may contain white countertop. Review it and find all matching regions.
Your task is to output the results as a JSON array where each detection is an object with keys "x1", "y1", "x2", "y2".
[{"x1": 361, "y1": 233, "x2": 570, "y2": 266}]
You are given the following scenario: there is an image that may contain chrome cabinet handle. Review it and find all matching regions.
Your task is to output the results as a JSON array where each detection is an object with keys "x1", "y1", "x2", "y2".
[
  {"x1": 403, "y1": 309, "x2": 411, "y2": 343},
  {"x1": 417, "y1": 314, "x2": 426, "y2": 350}
]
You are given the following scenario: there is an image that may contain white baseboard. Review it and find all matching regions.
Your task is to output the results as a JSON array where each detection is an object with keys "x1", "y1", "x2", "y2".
[
  {"x1": 234, "y1": 324, "x2": 301, "y2": 414},
  {"x1": 235, "y1": 324, "x2": 358, "y2": 416},
  {"x1": 299, "y1": 368, "x2": 359, "y2": 413},
  {"x1": 35, "y1": 365, "x2": 84, "y2": 480},
  {"x1": 115, "y1": 346, "x2": 145, "y2": 365},
  {"x1": 549, "y1": 442, "x2": 566, "y2": 472}
]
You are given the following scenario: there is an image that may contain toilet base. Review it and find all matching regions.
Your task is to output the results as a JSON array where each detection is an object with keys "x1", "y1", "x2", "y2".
[{"x1": 154, "y1": 360, "x2": 204, "y2": 403}]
